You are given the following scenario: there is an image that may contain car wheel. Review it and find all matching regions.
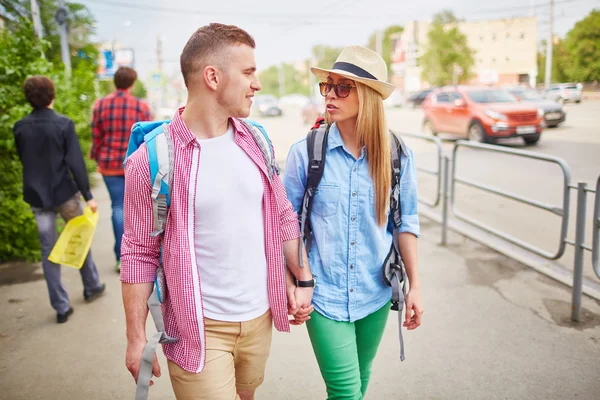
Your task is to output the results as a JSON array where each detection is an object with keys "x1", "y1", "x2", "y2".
[
  {"x1": 468, "y1": 121, "x2": 489, "y2": 143},
  {"x1": 576, "y1": 100, "x2": 581, "y2": 104},
  {"x1": 523, "y1": 134, "x2": 540, "y2": 145},
  {"x1": 546, "y1": 124, "x2": 558, "y2": 128},
  {"x1": 422, "y1": 119, "x2": 437, "y2": 136}
]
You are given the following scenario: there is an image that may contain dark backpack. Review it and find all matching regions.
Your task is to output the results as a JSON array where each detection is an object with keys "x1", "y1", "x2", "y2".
[{"x1": 299, "y1": 119, "x2": 409, "y2": 360}]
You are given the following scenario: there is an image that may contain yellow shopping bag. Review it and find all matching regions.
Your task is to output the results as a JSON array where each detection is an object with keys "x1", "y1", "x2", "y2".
[{"x1": 48, "y1": 207, "x2": 99, "y2": 269}]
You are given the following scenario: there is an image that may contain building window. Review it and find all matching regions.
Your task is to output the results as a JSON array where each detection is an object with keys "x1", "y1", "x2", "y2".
[
  {"x1": 520, "y1": 32, "x2": 525, "y2": 39},
  {"x1": 506, "y1": 57, "x2": 510, "y2": 62},
  {"x1": 492, "y1": 58, "x2": 496, "y2": 63},
  {"x1": 506, "y1": 32, "x2": 510, "y2": 39},
  {"x1": 492, "y1": 33, "x2": 496, "y2": 41},
  {"x1": 480, "y1": 35, "x2": 484, "y2": 41}
]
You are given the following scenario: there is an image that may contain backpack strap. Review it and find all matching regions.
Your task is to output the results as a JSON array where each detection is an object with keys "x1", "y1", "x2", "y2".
[
  {"x1": 382, "y1": 130, "x2": 409, "y2": 361},
  {"x1": 238, "y1": 119, "x2": 279, "y2": 180},
  {"x1": 145, "y1": 124, "x2": 173, "y2": 237},
  {"x1": 298, "y1": 124, "x2": 330, "y2": 269},
  {"x1": 135, "y1": 287, "x2": 178, "y2": 400}
]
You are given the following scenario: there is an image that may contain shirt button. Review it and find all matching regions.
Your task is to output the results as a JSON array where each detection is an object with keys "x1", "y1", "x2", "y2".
[
  {"x1": 350, "y1": 288, "x2": 354, "y2": 293},
  {"x1": 351, "y1": 241, "x2": 355, "y2": 246},
  {"x1": 353, "y1": 167, "x2": 357, "y2": 172},
  {"x1": 351, "y1": 216, "x2": 356, "y2": 221},
  {"x1": 352, "y1": 192, "x2": 357, "y2": 197},
  {"x1": 350, "y1": 265, "x2": 354, "y2": 269}
]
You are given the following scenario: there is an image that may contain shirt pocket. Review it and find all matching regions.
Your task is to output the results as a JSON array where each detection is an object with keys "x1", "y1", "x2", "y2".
[{"x1": 312, "y1": 184, "x2": 341, "y2": 218}]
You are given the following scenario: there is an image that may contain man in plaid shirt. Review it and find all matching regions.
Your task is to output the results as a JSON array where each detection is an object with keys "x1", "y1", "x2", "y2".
[{"x1": 91, "y1": 67, "x2": 151, "y2": 271}]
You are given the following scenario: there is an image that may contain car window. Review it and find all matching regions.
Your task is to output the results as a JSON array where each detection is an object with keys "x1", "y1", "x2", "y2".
[
  {"x1": 436, "y1": 93, "x2": 450, "y2": 103},
  {"x1": 564, "y1": 85, "x2": 578, "y2": 90},
  {"x1": 466, "y1": 90, "x2": 516, "y2": 103}
]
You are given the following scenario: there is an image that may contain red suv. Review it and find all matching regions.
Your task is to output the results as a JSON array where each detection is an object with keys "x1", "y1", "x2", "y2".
[{"x1": 422, "y1": 86, "x2": 544, "y2": 145}]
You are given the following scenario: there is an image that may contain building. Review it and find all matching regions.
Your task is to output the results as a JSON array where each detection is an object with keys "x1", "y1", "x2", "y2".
[{"x1": 390, "y1": 16, "x2": 538, "y2": 94}]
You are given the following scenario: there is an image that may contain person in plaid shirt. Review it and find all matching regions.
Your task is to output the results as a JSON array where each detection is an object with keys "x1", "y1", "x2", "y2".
[
  {"x1": 121, "y1": 24, "x2": 314, "y2": 399},
  {"x1": 91, "y1": 67, "x2": 151, "y2": 271}
]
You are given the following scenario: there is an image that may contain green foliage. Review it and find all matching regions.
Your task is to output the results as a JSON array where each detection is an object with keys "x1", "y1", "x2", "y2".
[
  {"x1": 366, "y1": 25, "x2": 404, "y2": 75},
  {"x1": 420, "y1": 11, "x2": 476, "y2": 86},
  {"x1": 97, "y1": 78, "x2": 149, "y2": 99},
  {"x1": 311, "y1": 45, "x2": 343, "y2": 69},
  {"x1": 562, "y1": 9, "x2": 600, "y2": 82},
  {"x1": 257, "y1": 63, "x2": 310, "y2": 97},
  {"x1": 537, "y1": 40, "x2": 570, "y2": 84},
  {"x1": 0, "y1": 15, "x2": 98, "y2": 262},
  {"x1": 0, "y1": 21, "x2": 52, "y2": 261}
]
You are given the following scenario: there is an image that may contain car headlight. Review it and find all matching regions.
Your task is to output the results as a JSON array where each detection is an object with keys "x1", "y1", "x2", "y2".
[
  {"x1": 537, "y1": 108, "x2": 545, "y2": 117},
  {"x1": 485, "y1": 109, "x2": 507, "y2": 121}
]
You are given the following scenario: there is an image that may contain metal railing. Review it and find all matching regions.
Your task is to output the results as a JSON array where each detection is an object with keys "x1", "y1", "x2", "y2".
[
  {"x1": 415, "y1": 139, "x2": 600, "y2": 323},
  {"x1": 450, "y1": 141, "x2": 572, "y2": 260},
  {"x1": 400, "y1": 133, "x2": 443, "y2": 208},
  {"x1": 593, "y1": 175, "x2": 600, "y2": 279}
]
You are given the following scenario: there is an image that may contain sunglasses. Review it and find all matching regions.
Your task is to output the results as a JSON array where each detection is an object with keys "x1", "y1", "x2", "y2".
[{"x1": 319, "y1": 82, "x2": 357, "y2": 98}]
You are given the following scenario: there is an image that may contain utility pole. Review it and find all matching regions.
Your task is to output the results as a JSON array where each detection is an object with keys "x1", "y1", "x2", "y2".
[
  {"x1": 544, "y1": 0, "x2": 553, "y2": 88},
  {"x1": 55, "y1": 0, "x2": 71, "y2": 79},
  {"x1": 31, "y1": 0, "x2": 44, "y2": 39}
]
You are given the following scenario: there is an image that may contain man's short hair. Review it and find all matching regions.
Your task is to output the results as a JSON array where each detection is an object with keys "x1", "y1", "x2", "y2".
[
  {"x1": 114, "y1": 67, "x2": 137, "y2": 89},
  {"x1": 180, "y1": 23, "x2": 256, "y2": 87},
  {"x1": 23, "y1": 76, "x2": 55, "y2": 109}
]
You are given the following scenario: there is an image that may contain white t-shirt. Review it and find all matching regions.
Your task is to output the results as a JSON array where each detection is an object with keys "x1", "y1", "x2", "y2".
[{"x1": 194, "y1": 123, "x2": 269, "y2": 322}]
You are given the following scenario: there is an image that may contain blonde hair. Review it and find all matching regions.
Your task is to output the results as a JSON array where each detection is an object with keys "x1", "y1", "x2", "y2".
[{"x1": 326, "y1": 83, "x2": 391, "y2": 226}]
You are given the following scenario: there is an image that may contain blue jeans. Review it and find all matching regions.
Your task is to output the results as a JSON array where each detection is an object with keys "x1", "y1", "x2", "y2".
[
  {"x1": 102, "y1": 175, "x2": 125, "y2": 262},
  {"x1": 31, "y1": 195, "x2": 103, "y2": 314}
]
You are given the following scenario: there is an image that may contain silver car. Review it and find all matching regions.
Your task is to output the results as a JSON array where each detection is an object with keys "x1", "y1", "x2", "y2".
[{"x1": 544, "y1": 83, "x2": 582, "y2": 104}]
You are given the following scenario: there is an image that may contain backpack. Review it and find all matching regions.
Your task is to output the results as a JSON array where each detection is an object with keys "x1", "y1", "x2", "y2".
[
  {"x1": 124, "y1": 118, "x2": 279, "y2": 400},
  {"x1": 300, "y1": 119, "x2": 409, "y2": 361}
]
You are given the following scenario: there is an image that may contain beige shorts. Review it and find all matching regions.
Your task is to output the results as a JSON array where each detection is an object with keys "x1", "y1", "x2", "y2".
[{"x1": 168, "y1": 310, "x2": 273, "y2": 400}]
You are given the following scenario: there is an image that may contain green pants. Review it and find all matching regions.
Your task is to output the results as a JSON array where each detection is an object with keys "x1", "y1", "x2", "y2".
[{"x1": 306, "y1": 302, "x2": 390, "y2": 400}]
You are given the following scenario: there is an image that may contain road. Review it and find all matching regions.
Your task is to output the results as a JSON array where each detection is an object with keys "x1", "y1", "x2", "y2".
[{"x1": 254, "y1": 101, "x2": 600, "y2": 283}]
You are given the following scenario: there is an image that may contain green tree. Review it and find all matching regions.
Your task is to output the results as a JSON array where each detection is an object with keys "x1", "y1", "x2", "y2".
[
  {"x1": 257, "y1": 63, "x2": 310, "y2": 97},
  {"x1": 562, "y1": 9, "x2": 600, "y2": 82},
  {"x1": 420, "y1": 10, "x2": 476, "y2": 86},
  {"x1": 366, "y1": 25, "x2": 404, "y2": 74},
  {"x1": 97, "y1": 79, "x2": 149, "y2": 99},
  {"x1": 536, "y1": 40, "x2": 570, "y2": 84},
  {"x1": 311, "y1": 45, "x2": 343, "y2": 69},
  {"x1": 0, "y1": 21, "x2": 52, "y2": 261}
]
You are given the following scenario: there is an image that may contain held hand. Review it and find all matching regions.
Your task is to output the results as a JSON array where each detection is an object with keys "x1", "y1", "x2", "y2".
[
  {"x1": 286, "y1": 270, "x2": 300, "y2": 316},
  {"x1": 294, "y1": 286, "x2": 314, "y2": 310},
  {"x1": 87, "y1": 199, "x2": 98, "y2": 213},
  {"x1": 290, "y1": 305, "x2": 314, "y2": 326},
  {"x1": 403, "y1": 289, "x2": 423, "y2": 330},
  {"x1": 125, "y1": 340, "x2": 161, "y2": 386}
]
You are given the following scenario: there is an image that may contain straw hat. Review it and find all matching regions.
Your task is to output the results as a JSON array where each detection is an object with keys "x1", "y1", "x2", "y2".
[{"x1": 310, "y1": 45, "x2": 395, "y2": 99}]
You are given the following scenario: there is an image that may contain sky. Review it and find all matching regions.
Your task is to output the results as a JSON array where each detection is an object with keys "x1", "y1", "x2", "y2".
[{"x1": 79, "y1": 0, "x2": 600, "y2": 85}]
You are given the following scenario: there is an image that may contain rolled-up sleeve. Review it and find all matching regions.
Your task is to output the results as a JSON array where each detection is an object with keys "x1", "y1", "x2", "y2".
[
  {"x1": 398, "y1": 147, "x2": 420, "y2": 237},
  {"x1": 270, "y1": 145, "x2": 301, "y2": 242},
  {"x1": 120, "y1": 145, "x2": 161, "y2": 283}
]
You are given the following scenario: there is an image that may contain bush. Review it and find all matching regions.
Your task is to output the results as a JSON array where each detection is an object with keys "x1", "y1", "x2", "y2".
[{"x1": 0, "y1": 21, "x2": 97, "y2": 262}]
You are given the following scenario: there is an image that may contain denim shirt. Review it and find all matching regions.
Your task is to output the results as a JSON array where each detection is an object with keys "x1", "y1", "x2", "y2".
[{"x1": 283, "y1": 123, "x2": 420, "y2": 322}]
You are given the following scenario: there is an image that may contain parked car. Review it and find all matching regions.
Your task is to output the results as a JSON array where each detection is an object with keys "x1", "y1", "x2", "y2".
[
  {"x1": 253, "y1": 95, "x2": 282, "y2": 117},
  {"x1": 507, "y1": 87, "x2": 566, "y2": 128},
  {"x1": 406, "y1": 88, "x2": 433, "y2": 108},
  {"x1": 422, "y1": 86, "x2": 544, "y2": 145},
  {"x1": 301, "y1": 98, "x2": 324, "y2": 124},
  {"x1": 543, "y1": 83, "x2": 582, "y2": 104}
]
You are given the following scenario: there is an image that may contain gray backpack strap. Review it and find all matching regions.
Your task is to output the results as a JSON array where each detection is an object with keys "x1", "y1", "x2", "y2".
[
  {"x1": 299, "y1": 124, "x2": 329, "y2": 270},
  {"x1": 383, "y1": 131, "x2": 409, "y2": 360},
  {"x1": 238, "y1": 119, "x2": 278, "y2": 181},
  {"x1": 149, "y1": 124, "x2": 173, "y2": 237},
  {"x1": 135, "y1": 287, "x2": 178, "y2": 400}
]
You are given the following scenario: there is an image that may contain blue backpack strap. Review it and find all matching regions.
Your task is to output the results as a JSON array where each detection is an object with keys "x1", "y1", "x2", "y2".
[{"x1": 239, "y1": 119, "x2": 279, "y2": 178}]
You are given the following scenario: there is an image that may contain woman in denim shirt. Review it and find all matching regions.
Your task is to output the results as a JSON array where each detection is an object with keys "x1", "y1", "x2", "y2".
[{"x1": 283, "y1": 46, "x2": 424, "y2": 399}]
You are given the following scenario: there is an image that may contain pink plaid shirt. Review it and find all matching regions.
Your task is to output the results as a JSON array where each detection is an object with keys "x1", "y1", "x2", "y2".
[{"x1": 120, "y1": 108, "x2": 300, "y2": 373}]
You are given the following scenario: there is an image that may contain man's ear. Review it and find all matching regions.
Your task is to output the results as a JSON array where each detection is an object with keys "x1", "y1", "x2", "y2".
[{"x1": 204, "y1": 66, "x2": 219, "y2": 91}]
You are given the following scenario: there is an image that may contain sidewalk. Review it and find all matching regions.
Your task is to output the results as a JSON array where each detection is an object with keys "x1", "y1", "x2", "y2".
[{"x1": 0, "y1": 179, "x2": 599, "y2": 400}]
